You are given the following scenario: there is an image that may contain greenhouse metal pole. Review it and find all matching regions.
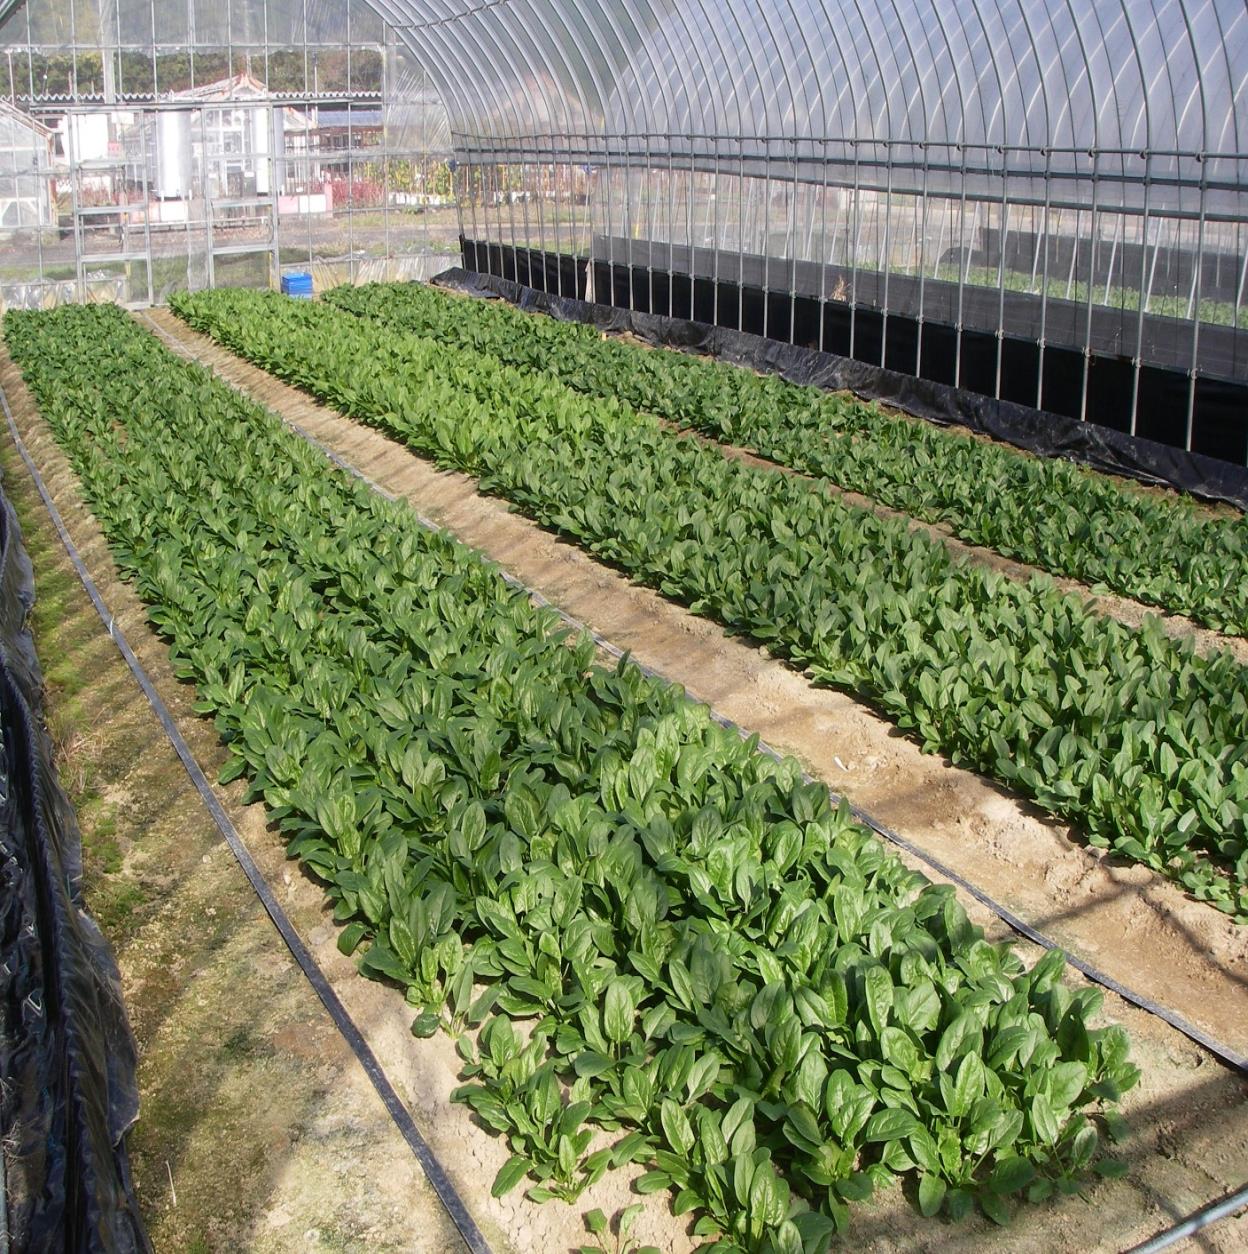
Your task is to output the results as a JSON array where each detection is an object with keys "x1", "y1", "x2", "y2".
[
  {"x1": 667, "y1": 133, "x2": 675, "y2": 318},
  {"x1": 1080, "y1": 150, "x2": 1102, "y2": 422},
  {"x1": 762, "y1": 140, "x2": 773, "y2": 338},
  {"x1": 349, "y1": 106, "x2": 358, "y2": 286},
  {"x1": 646, "y1": 131, "x2": 655, "y2": 313},
  {"x1": 139, "y1": 111, "x2": 154, "y2": 306},
  {"x1": 848, "y1": 140, "x2": 861, "y2": 362},
  {"x1": 466, "y1": 148, "x2": 482, "y2": 277},
  {"x1": 201, "y1": 105, "x2": 214, "y2": 292},
  {"x1": 953, "y1": 143, "x2": 970, "y2": 390},
  {"x1": 1080, "y1": 150, "x2": 1101, "y2": 423},
  {"x1": 603, "y1": 139, "x2": 616, "y2": 309},
  {"x1": 1186, "y1": 165, "x2": 1209, "y2": 452},
  {"x1": 1130, "y1": 157, "x2": 1153, "y2": 436},
  {"x1": 914, "y1": 141, "x2": 931, "y2": 381},
  {"x1": 551, "y1": 141, "x2": 564, "y2": 298},
  {"x1": 994, "y1": 149, "x2": 1010, "y2": 400},
  {"x1": 509, "y1": 148, "x2": 521, "y2": 286},
  {"x1": 689, "y1": 139, "x2": 697, "y2": 323},
  {"x1": 66, "y1": 112, "x2": 83, "y2": 303},
  {"x1": 712, "y1": 141, "x2": 721, "y2": 327},
  {"x1": 491, "y1": 146, "x2": 506, "y2": 283},
  {"x1": 488, "y1": 146, "x2": 504, "y2": 281},
  {"x1": 625, "y1": 144, "x2": 636, "y2": 311},
  {"x1": 536, "y1": 144, "x2": 549, "y2": 292},
  {"x1": 381, "y1": 45, "x2": 392, "y2": 279},
  {"x1": 817, "y1": 138, "x2": 829, "y2": 353},
  {"x1": 530, "y1": 137, "x2": 548, "y2": 292},
  {"x1": 1036, "y1": 147, "x2": 1055, "y2": 413},
  {"x1": 879, "y1": 144, "x2": 893, "y2": 368},
  {"x1": 789, "y1": 140, "x2": 799, "y2": 344},
  {"x1": 737, "y1": 136, "x2": 746, "y2": 330},
  {"x1": 540, "y1": 137, "x2": 553, "y2": 290},
  {"x1": 304, "y1": 102, "x2": 315, "y2": 281}
]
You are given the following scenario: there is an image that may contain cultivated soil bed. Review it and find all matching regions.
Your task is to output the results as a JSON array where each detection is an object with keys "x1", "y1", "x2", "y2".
[
  {"x1": 1, "y1": 308, "x2": 1245, "y2": 1252},
  {"x1": 143, "y1": 307, "x2": 1248, "y2": 1060}
]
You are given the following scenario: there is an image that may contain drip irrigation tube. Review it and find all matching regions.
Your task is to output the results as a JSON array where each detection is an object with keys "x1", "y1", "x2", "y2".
[
  {"x1": 0, "y1": 384, "x2": 494, "y2": 1254},
  {"x1": 139, "y1": 311, "x2": 1248, "y2": 1081},
  {"x1": 1124, "y1": 1182, "x2": 1248, "y2": 1253}
]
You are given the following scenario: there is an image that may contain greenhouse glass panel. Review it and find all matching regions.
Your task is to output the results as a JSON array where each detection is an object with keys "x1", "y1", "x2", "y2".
[{"x1": 0, "y1": 0, "x2": 455, "y2": 306}]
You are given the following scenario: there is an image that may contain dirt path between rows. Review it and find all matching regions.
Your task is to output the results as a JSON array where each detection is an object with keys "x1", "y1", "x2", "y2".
[{"x1": 131, "y1": 307, "x2": 1248, "y2": 1251}]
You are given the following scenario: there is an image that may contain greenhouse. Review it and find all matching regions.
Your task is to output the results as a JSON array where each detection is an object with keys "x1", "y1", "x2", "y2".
[{"x1": 0, "y1": 1, "x2": 1243, "y2": 1251}]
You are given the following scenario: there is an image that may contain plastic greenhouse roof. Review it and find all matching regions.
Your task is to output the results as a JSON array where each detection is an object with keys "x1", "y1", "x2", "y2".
[{"x1": 366, "y1": 0, "x2": 1247, "y2": 170}]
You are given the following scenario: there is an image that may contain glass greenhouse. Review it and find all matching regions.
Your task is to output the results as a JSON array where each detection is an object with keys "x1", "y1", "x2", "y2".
[{"x1": 0, "y1": 0, "x2": 1244, "y2": 457}]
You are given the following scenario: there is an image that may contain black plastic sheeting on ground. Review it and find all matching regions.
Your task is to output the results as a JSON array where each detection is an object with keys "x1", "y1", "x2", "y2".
[
  {"x1": 445, "y1": 245, "x2": 1248, "y2": 510},
  {"x1": 0, "y1": 474, "x2": 148, "y2": 1252}
]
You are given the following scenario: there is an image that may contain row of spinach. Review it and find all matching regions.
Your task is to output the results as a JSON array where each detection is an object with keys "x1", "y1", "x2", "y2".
[
  {"x1": 7, "y1": 302, "x2": 1136, "y2": 1250},
  {"x1": 325, "y1": 280, "x2": 1248, "y2": 637},
  {"x1": 173, "y1": 288, "x2": 1248, "y2": 920}
]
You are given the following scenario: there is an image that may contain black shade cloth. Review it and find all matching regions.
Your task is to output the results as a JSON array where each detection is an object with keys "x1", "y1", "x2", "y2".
[{"x1": 0, "y1": 472, "x2": 148, "y2": 1253}]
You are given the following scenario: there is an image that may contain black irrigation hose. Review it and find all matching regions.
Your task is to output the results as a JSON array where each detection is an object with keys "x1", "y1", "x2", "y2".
[
  {"x1": 139, "y1": 314, "x2": 1248, "y2": 1081},
  {"x1": 0, "y1": 386, "x2": 494, "y2": 1254},
  {"x1": 1123, "y1": 1181, "x2": 1248, "y2": 1253}
]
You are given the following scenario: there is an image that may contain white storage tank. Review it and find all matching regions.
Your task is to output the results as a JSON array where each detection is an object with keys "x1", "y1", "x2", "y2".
[{"x1": 155, "y1": 110, "x2": 192, "y2": 200}]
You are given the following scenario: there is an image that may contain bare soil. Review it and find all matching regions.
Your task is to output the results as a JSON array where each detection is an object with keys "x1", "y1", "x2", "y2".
[
  {"x1": 124, "y1": 307, "x2": 1248, "y2": 1251},
  {"x1": 4, "y1": 308, "x2": 1244, "y2": 1248}
]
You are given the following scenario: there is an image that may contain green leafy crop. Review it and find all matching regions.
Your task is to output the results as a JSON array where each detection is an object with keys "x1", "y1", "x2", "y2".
[
  {"x1": 7, "y1": 302, "x2": 1138, "y2": 1251},
  {"x1": 326, "y1": 280, "x2": 1248, "y2": 637},
  {"x1": 172, "y1": 288, "x2": 1248, "y2": 919}
]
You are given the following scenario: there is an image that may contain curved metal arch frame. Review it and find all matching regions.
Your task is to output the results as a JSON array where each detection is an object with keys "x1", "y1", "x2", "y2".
[
  {"x1": 367, "y1": 1, "x2": 1245, "y2": 177},
  {"x1": 354, "y1": 0, "x2": 1246, "y2": 456}
]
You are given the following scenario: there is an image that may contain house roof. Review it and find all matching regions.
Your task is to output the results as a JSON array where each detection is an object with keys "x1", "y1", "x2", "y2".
[
  {"x1": 169, "y1": 71, "x2": 272, "y2": 104},
  {"x1": 315, "y1": 109, "x2": 384, "y2": 129},
  {"x1": 163, "y1": 73, "x2": 314, "y2": 131}
]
